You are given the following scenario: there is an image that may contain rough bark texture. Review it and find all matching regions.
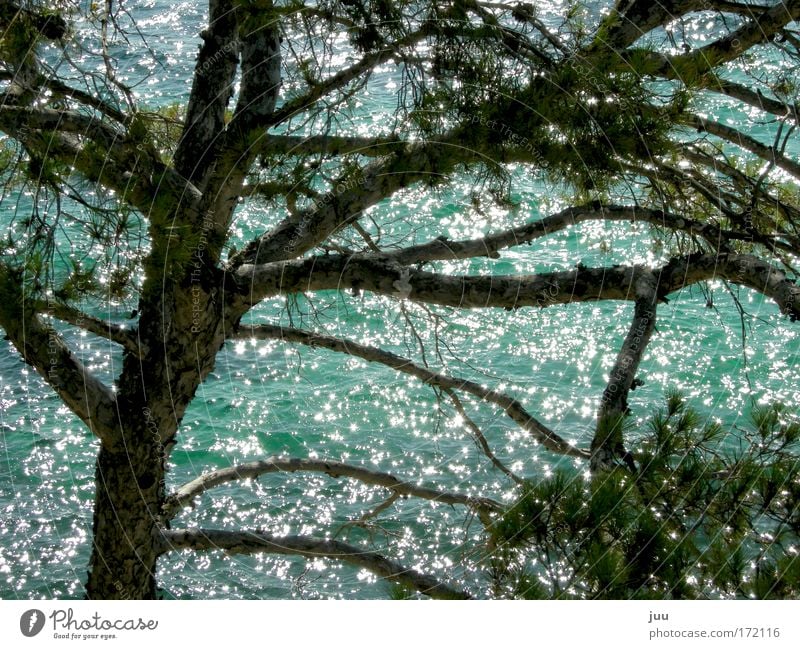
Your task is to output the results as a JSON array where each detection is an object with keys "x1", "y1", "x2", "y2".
[
  {"x1": 85, "y1": 442, "x2": 165, "y2": 599},
  {"x1": 234, "y1": 252, "x2": 800, "y2": 319},
  {"x1": 172, "y1": 0, "x2": 239, "y2": 185},
  {"x1": 591, "y1": 275, "x2": 659, "y2": 471},
  {"x1": 84, "y1": 251, "x2": 231, "y2": 597}
]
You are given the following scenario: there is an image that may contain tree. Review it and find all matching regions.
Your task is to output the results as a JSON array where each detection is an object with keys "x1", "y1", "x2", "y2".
[{"x1": 0, "y1": 0, "x2": 799, "y2": 599}]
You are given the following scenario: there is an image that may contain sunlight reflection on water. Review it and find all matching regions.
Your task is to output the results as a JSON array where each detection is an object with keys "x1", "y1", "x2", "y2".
[{"x1": 0, "y1": 1, "x2": 798, "y2": 599}]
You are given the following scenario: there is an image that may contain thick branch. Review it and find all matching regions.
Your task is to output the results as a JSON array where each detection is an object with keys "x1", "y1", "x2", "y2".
[
  {"x1": 593, "y1": 0, "x2": 701, "y2": 51},
  {"x1": 0, "y1": 2, "x2": 68, "y2": 40},
  {"x1": 0, "y1": 113, "x2": 200, "y2": 224},
  {"x1": 231, "y1": 325, "x2": 588, "y2": 458},
  {"x1": 614, "y1": 1, "x2": 800, "y2": 90},
  {"x1": 234, "y1": 131, "x2": 484, "y2": 265},
  {"x1": 160, "y1": 528, "x2": 472, "y2": 599},
  {"x1": 197, "y1": 8, "x2": 281, "y2": 247},
  {"x1": 592, "y1": 274, "x2": 659, "y2": 471},
  {"x1": 0, "y1": 106, "x2": 123, "y2": 151},
  {"x1": 232, "y1": 252, "x2": 800, "y2": 319},
  {"x1": 677, "y1": 0, "x2": 800, "y2": 69},
  {"x1": 625, "y1": 1, "x2": 800, "y2": 78},
  {"x1": 173, "y1": 0, "x2": 239, "y2": 184},
  {"x1": 659, "y1": 252, "x2": 800, "y2": 319},
  {"x1": 166, "y1": 456, "x2": 502, "y2": 520}
]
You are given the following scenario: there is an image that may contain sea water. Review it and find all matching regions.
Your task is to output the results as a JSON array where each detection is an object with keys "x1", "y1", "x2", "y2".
[{"x1": 0, "y1": 1, "x2": 798, "y2": 598}]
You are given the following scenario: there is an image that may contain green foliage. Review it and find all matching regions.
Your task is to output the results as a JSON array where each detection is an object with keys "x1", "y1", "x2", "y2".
[{"x1": 489, "y1": 394, "x2": 800, "y2": 599}]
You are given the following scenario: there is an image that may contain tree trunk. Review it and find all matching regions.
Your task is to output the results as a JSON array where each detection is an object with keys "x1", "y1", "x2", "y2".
[
  {"x1": 85, "y1": 434, "x2": 166, "y2": 599},
  {"x1": 82, "y1": 266, "x2": 228, "y2": 598}
]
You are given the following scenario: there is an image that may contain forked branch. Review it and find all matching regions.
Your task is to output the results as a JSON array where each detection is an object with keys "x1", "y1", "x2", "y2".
[
  {"x1": 232, "y1": 325, "x2": 589, "y2": 458},
  {"x1": 160, "y1": 528, "x2": 472, "y2": 599},
  {"x1": 166, "y1": 456, "x2": 502, "y2": 521}
]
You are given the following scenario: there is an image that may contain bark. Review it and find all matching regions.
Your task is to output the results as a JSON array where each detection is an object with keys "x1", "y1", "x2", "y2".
[
  {"x1": 233, "y1": 252, "x2": 800, "y2": 319},
  {"x1": 592, "y1": 274, "x2": 658, "y2": 471},
  {"x1": 196, "y1": 7, "x2": 282, "y2": 251},
  {"x1": 85, "y1": 440, "x2": 166, "y2": 599},
  {"x1": 84, "y1": 224, "x2": 233, "y2": 597},
  {"x1": 622, "y1": 0, "x2": 800, "y2": 77},
  {"x1": 677, "y1": 0, "x2": 800, "y2": 69},
  {"x1": 160, "y1": 528, "x2": 473, "y2": 599}
]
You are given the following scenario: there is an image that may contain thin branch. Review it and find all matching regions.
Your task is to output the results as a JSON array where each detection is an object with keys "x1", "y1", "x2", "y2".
[
  {"x1": 383, "y1": 204, "x2": 736, "y2": 265},
  {"x1": 0, "y1": 114, "x2": 200, "y2": 224},
  {"x1": 0, "y1": 72, "x2": 129, "y2": 123},
  {"x1": 445, "y1": 388, "x2": 525, "y2": 484},
  {"x1": 684, "y1": 114, "x2": 800, "y2": 179},
  {"x1": 701, "y1": 78, "x2": 799, "y2": 123},
  {"x1": 159, "y1": 528, "x2": 473, "y2": 599},
  {"x1": 338, "y1": 492, "x2": 401, "y2": 532},
  {"x1": 477, "y1": 2, "x2": 569, "y2": 54},
  {"x1": 166, "y1": 456, "x2": 502, "y2": 520},
  {"x1": 230, "y1": 326, "x2": 589, "y2": 459},
  {"x1": 261, "y1": 133, "x2": 407, "y2": 158},
  {"x1": 33, "y1": 300, "x2": 139, "y2": 353},
  {"x1": 232, "y1": 129, "x2": 486, "y2": 266},
  {"x1": 265, "y1": 27, "x2": 432, "y2": 129}
]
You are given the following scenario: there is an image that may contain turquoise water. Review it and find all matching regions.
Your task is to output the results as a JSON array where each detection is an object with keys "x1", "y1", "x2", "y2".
[{"x1": 0, "y1": 2, "x2": 799, "y2": 599}]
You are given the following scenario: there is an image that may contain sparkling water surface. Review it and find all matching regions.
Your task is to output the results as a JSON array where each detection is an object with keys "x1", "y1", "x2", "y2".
[{"x1": 0, "y1": 1, "x2": 798, "y2": 599}]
